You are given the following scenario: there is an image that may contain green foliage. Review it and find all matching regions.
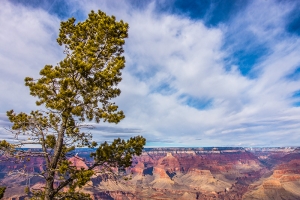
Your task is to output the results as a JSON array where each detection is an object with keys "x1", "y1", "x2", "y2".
[
  {"x1": 0, "y1": 140, "x2": 12, "y2": 149},
  {"x1": 55, "y1": 191, "x2": 92, "y2": 200},
  {"x1": 24, "y1": 10, "x2": 127, "y2": 124},
  {"x1": 31, "y1": 190, "x2": 92, "y2": 200},
  {"x1": 69, "y1": 169, "x2": 94, "y2": 191},
  {"x1": 4, "y1": 9, "x2": 145, "y2": 200},
  {"x1": 91, "y1": 136, "x2": 146, "y2": 168},
  {"x1": 24, "y1": 186, "x2": 30, "y2": 194},
  {"x1": 0, "y1": 140, "x2": 15, "y2": 156},
  {"x1": 0, "y1": 187, "x2": 5, "y2": 199}
]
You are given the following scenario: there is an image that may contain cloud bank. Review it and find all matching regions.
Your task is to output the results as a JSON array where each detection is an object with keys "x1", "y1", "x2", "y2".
[{"x1": 1, "y1": 0, "x2": 300, "y2": 147}]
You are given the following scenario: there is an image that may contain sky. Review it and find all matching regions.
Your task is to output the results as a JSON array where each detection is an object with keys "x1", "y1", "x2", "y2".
[{"x1": 1, "y1": 0, "x2": 300, "y2": 147}]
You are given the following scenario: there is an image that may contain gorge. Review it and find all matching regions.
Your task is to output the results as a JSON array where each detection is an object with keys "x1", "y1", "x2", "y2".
[{"x1": 1, "y1": 147, "x2": 300, "y2": 200}]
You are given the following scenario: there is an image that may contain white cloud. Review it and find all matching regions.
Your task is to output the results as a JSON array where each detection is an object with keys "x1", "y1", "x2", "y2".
[
  {"x1": 1, "y1": 0, "x2": 300, "y2": 147},
  {"x1": 0, "y1": 1, "x2": 63, "y2": 112}
]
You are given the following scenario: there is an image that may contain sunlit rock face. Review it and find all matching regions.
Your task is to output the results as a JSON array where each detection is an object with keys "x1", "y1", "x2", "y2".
[
  {"x1": 130, "y1": 161, "x2": 144, "y2": 175},
  {"x1": 262, "y1": 180, "x2": 282, "y2": 189},
  {"x1": 157, "y1": 152, "x2": 180, "y2": 173},
  {"x1": 1, "y1": 147, "x2": 300, "y2": 199},
  {"x1": 68, "y1": 155, "x2": 88, "y2": 170},
  {"x1": 241, "y1": 151, "x2": 300, "y2": 200}
]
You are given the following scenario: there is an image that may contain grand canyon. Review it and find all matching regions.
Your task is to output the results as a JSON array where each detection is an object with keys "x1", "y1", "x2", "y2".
[{"x1": 1, "y1": 147, "x2": 300, "y2": 200}]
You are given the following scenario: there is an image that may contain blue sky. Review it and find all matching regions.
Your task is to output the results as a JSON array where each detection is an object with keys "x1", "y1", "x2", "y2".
[{"x1": 1, "y1": 0, "x2": 300, "y2": 147}]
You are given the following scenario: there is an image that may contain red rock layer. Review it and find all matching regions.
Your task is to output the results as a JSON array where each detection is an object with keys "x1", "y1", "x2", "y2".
[{"x1": 68, "y1": 155, "x2": 88, "y2": 170}]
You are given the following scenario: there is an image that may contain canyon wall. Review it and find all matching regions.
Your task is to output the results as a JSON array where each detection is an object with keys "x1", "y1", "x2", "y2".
[{"x1": 1, "y1": 147, "x2": 300, "y2": 200}]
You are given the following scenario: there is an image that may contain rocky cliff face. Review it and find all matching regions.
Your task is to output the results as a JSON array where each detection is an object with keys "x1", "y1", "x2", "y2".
[
  {"x1": 243, "y1": 153, "x2": 300, "y2": 200},
  {"x1": 81, "y1": 147, "x2": 300, "y2": 199},
  {"x1": 1, "y1": 147, "x2": 300, "y2": 200}
]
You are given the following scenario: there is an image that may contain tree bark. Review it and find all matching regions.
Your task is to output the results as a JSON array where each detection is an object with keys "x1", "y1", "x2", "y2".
[{"x1": 45, "y1": 118, "x2": 67, "y2": 200}]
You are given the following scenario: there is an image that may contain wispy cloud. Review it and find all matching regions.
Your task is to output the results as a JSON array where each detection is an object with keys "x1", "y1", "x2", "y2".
[
  {"x1": 1, "y1": 0, "x2": 300, "y2": 147},
  {"x1": 92, "y1": 125, "x2": 143, "y2": 134}
]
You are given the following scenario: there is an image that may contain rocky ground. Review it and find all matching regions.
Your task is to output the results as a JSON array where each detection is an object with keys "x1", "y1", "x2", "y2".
[{"x1": 1, "y1": 147, "x2": 300, "y2": 200}]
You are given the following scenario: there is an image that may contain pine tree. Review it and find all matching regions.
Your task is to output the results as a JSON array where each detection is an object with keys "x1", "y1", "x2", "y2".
[
  {"x1": 0, "y1": 186, "x2": 6, "y2": 199},
  {"x1": 2, "y1": 10, "x2": 145, "y2": 200}
]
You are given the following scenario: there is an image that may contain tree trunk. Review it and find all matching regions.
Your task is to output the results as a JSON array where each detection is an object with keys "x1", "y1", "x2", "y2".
[
  {"x1": 44, "y1": 171, "x2": 55, "y2": 200},
  {"x1": 44, "y1": 119, "x2": 67, "y2": 200}
]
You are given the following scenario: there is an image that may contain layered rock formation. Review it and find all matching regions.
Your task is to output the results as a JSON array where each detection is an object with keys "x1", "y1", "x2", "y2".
[
  {"x1": 69, "y1": 155, "x2": 88, "y2": 170},
  {"x1": 243, "y1": 155, "x2": 300, "y2": 200},
  {"x1": 1, "y1": 147, "x2": 300, "y2": 200}
]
